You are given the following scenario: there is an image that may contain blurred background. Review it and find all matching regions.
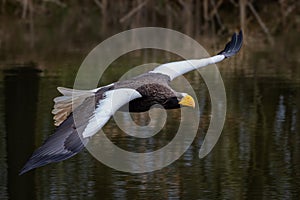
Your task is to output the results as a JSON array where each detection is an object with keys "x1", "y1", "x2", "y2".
[{"x1": 0, "y1": 0, "x2": 300, "y2": 199}]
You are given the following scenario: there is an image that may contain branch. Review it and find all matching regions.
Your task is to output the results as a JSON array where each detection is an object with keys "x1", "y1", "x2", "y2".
[
  {"x1": 247, "y1": 1, "x2": 274, "y2": 45},
  {"x1": 93, "y1": 0, "x2": 104, "y2": 10},
  {"x1": 209, "y1": 0, "x2": 223, "y2": 18},
  {"x1": 119, "y1": 0, "x2": 149, "y2": 23},
  {"x1": 43, "y1": 0, "x2": 66, "y2": 8}
]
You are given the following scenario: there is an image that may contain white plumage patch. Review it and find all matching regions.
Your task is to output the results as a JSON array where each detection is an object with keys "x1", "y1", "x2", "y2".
[
  {"x1": 150, "y1": 55, "x2": 225, "y2": 80},
  {"x1": 82, "y1": 88, "x2": 142, "y2": 138}
]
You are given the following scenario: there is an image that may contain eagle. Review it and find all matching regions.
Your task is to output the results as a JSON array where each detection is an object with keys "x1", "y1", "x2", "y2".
[{"x1": 20, "y1": 31, "x2": 243, "y2": 175}]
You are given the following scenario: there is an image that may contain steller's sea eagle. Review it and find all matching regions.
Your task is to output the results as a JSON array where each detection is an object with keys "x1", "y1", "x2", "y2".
[{"x1": 20, "y1": 31, "x2": 243, "y2": 175}]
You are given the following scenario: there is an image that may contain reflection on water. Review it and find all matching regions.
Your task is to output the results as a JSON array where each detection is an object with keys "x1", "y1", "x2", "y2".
[
  {"x1": 3, "y1": 66, "x2": 41, "y2": 200},
  {"x1": 0, "y1": 49, "x2": 299, "y2": 199}
]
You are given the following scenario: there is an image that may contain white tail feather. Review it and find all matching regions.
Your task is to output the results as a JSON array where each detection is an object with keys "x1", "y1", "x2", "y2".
[{"x1": 52, "y1": 87, "x2": 99, "y2": 126}]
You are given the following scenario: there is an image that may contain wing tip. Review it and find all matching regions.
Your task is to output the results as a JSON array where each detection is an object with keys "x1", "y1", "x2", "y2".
[
  {"x1": 18, "y1": 153, "x2": 76, "y2": 175},
  {"x1": 218, "y1": 30, "x2": 243, "y2": 58},
  {"x1": 19, "y1": 168, "x2": 29, "y2": 175},
  {"x1": 19, "y1": 158, "x2": 44, "y2": 175},
  {"x1": 19, "y1": 164, "x2": 35, "y2": 175},
  {"x1": 19, "y1": 156, "x2": 45, "y2": 175}
]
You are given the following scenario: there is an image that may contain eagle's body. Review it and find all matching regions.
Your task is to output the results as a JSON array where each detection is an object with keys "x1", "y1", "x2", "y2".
[
  {"x1": 114, "y1": 73, "x2": 180, "y2": 112},
  {"x1": 20, "y1": 31, "x2": 243, "y2": 175}
]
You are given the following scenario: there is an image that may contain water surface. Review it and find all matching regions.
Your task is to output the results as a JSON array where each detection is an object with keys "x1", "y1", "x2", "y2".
[{"x1": 0, "y1": 37, "x2": 299, "y2": 200}]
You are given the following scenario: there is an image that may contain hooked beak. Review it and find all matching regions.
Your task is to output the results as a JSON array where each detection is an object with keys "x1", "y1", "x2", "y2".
[{"x1": 179, "y1": 95, "x2": 195, "y2": 108}]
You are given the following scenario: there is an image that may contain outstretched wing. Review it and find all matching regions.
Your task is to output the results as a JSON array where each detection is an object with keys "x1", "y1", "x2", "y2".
[
  {"x1": 150, "y1": 31, "x2": 243, "y2": 80},
  {"x1": 19, "y1": 87, "x2": 142, "y2": 175}
]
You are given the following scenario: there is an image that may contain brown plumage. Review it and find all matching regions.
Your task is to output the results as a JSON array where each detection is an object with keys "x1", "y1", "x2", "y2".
[{"x1": 114, "y1": 73, "x2": 182, "y2": 112}]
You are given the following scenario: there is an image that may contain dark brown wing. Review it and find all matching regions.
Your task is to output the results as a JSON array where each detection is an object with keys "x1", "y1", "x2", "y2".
[{"x1": 19, "y1": 85, "x2": 113, "y2": 175}]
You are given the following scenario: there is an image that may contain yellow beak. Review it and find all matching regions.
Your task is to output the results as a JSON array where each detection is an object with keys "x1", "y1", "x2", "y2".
[{"x1": 178, "y1": 95, "x2": 195, "y2": 108}]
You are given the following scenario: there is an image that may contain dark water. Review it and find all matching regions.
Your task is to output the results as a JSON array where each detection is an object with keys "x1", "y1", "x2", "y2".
[{"x1": 0, "y1": 43, "x2": 300, "y2": 200}]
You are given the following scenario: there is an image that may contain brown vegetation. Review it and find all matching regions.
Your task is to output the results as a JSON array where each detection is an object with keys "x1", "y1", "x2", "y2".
[
  {"x1": 2, "y1": 1, "x2": 299, "y2": 36},
  {"x1": 0, "y1": 0, "x2": 299, "y2": 64}
]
